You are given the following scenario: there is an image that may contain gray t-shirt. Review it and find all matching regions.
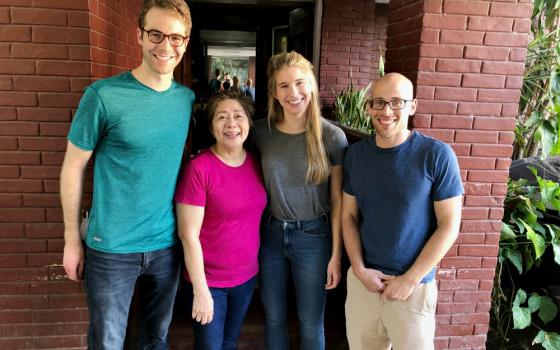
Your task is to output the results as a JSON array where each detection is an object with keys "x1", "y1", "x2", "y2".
[{"x1": 253, "y1": 118, "x2": 348, "y2": 220}]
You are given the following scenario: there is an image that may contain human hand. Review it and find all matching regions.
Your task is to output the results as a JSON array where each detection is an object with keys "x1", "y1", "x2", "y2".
[
  {"x1": 63, "y1": 237, "x2": 84, "y2": 281},
  {"x1": 325, "y1": 256, "x2": 341, "y2": 290},
  {"x1": 192, "y1": 288, "x2": 214, "y2": 325},
  {"x1": 381, "y1": 274, "x2": 417, "y2": 301},
  {"x1": 355, "y1": 267, "x2": 394, "y2": 293}
]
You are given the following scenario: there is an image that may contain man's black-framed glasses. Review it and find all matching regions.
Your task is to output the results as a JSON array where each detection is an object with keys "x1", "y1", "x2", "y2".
[
  {"x1": 367, "y1": 98, "x2": 412, "y2": 110},
  {"x1": 140, "y1": 28, "x2": 189, "y2": 47}
]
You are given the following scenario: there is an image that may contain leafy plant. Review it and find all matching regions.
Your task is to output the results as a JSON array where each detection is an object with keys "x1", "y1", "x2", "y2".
[
  {"x1": 511, "y1": 289, "x2": 557, "y2": 330},
  {"x1": 512, "y1": 0, "x2": 560, "y2": 159},
  {"x1": 333, "y1": 53, "x2": 384, "y2": 134},
  {"x1": 489, "y1": 2, "x2": 560, "y2": 348},
  {"x1": 490, "y1": 169, "x2": 560, "y2": 349},
  {"x1": 332, "y1": 81, "x2": 372, "y2": 134}
]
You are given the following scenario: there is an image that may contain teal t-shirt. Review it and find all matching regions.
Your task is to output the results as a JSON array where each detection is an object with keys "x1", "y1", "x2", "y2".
[{"x1": 68, "y1": 71, "x2": 194, "y2": 253}]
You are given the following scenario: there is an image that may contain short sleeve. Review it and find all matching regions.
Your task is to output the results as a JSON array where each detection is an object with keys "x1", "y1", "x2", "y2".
[
  {"x1": 343, "y1": 147, "x2": 354, "y2": 195},
  {"x1": 432, "y1": 144, "x2": 464, "y2": 201},
  {"x1": 324, "y1": 121, "x2": 348, "y2": 166},
  {"x1": 174, "y1": 159, "x2": 208, "y2": 207},
  {"x1": 67, "y1": 86, "x2": 107, "y2": 151}
]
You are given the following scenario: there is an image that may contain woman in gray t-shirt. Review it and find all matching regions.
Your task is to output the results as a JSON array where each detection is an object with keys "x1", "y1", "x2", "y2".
[{"x1": 252, "y1": 51, "x2": 348, "y2": 350}]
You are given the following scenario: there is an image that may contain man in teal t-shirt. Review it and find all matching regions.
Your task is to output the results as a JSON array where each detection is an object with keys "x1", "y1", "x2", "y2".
[{"x1": 61, "y1": 1, "x2": 194, "y2": 348}]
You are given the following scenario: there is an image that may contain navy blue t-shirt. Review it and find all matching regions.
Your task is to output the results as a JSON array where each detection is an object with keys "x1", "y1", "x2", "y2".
[{"x1": 343, "y1": 131, "x2": 463, "y2": 282}]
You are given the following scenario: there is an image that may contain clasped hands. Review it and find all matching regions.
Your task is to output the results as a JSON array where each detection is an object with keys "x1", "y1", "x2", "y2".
[{"x1": 355, "y1": 267, "x2": 417, "y2": 301}]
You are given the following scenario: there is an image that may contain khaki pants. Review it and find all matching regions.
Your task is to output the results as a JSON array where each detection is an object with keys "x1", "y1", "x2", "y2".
[{"x1": 345, "y1": 268, "x2": 437, "y2": 350}]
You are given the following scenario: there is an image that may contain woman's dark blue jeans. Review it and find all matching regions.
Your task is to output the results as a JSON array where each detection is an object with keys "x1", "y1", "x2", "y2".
[
  {"x1": 186, "y1": 276, "x2": 257, "y2": 350},
  {"x1": 259, "y1": 215, "x2": 331, "y2": 350}
]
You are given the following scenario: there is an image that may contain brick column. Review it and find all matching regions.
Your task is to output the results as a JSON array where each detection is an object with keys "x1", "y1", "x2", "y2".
[
  {"x1": 0, "y1": 1, "x2": 140, "y2": 348},
  {"x1": 319, "y1": 0, "x2": 378, "y2": 107},
  {"x1": 89, "y1": 0, "x2": 142, "y2": 78},
  {"x1": 386, "y1": 1, "x2": 532, "y2": 348}
]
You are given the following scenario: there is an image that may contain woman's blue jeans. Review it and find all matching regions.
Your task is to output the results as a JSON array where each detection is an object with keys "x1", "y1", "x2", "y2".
[
  {"x1": 84, "y1": 245, "x2": 180, "y2": 350},
  {"x1": 185, "y1": 276, "x2": 257, "y2": 350},
  {"x1": 259, "y1": 215, "x2": 331, "y2": 350}
]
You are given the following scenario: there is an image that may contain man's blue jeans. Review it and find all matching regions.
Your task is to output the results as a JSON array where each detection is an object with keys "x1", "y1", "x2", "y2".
[
  {"x1": 185, "y1": 276, "x2": 257, "y2": 350},
  {"x1": 84, "y1": 245, "x2": 180, "y2": 350},
  {"x1": 259, "y1": 215, "x2": 331, "y2": 350}
]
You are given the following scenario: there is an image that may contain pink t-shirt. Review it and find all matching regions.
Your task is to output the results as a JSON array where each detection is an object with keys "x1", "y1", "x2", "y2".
[{"x1": 174, "y1": 149, "x2": 267, "y2": 288}]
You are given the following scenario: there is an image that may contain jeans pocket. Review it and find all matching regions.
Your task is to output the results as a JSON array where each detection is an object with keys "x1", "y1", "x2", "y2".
[{"x1": 301, "y1": 221, "x2": 330, "y2": 237}]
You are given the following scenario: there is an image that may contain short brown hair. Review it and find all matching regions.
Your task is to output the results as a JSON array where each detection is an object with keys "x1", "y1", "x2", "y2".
[
  {"x1": 138, "y1": 0, "x2": 192, "y2": 34},
  {"x1": 206, "y1": 91, "x2": 254, "y2": 132}
]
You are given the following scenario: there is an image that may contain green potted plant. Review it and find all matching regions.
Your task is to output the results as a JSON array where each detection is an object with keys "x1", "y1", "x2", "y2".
[
  {"x1": 332, "y1": 81, "x2": 372, "y2": 137},
  {"x1": 331, "y1": 56, "x2": 384, "y2": 138}
]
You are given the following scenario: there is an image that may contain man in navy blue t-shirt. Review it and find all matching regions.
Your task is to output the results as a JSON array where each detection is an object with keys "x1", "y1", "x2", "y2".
[{"x1": 341, "y1": 73, "x2": 463, "y2": 350}]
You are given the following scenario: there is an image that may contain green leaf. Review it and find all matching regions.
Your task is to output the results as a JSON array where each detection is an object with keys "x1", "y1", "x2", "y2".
[
  {"x1": 526, "y1": 111, "x2": 542, "y2": 128},
  {"x1": 505, "y1": 248, "x2": 524, "y2": 274},
  {"x1": 535, "y1": 330, "x2": 547, "y2": 344},
  {"x1": 543, "y1": 333, "x2": 560, "y2": 350},
  {"x1": 501, "y1": 223, "x2": 517, "y2": 240},
  {"x1": 545, "y1": 224, "x2": 560, "y2": 241},
  {"x1": 528, "y1": 294, "x2": 542, "y2": 313},
  {"x1": 513, "y1": 305, "x2": 532, "y2": 329},
  {"x1": 538, "y1": 296, "x2": 558, "y2": 324},
  {"x1": 553, "y1": 240, "x2": 560, "y2": 266},
  {"x1": 534, "y1": 128, "x2": 543, "y2": 145},
  {"x1": 514, "y1": 288, "x2": 528, "y2": 306},
  {"x1": 521, "y1": 219, "x2": 547, "y2": 259},
  {"x1": 534, "y1": 330, "x2": 560, "y2": 350},
  {"x1": 524, "y1": 248, "x2": 535, "y2": 271},
  {"x1": 541, "y1": 121, "x2": 558, "y2": 157},
  {"x1": 519, "y1": 197, "x2": 539, "y2": 225},
  {"x1": 531, "y1": 0, "x2": 544, "y2": 18}
]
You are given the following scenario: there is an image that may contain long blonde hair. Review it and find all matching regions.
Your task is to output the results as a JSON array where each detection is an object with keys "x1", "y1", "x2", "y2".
[{"x1": 267, "y1": 51, "x2": 330, "y2": 184}]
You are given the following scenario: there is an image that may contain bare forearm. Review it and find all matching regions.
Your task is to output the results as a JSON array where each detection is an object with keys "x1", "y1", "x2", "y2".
[
  {"x1": 329, "y1": 165, "x2": 343, "y2": 258},
  {"x1": 180, "y1": 235, "x2": 209, "y2": 293},
  {"x1": 60, "y1": 163, "x2": 86, "y2": 243},
  {"x1": 330, "y1": 198, "x2": 342, "y2": 259},
  {"x1": 60, "y1": 143, "x2": 92, "y2": 281},
  {"x1": 404, "y1": 227, "x2": 458, "y2": 283},
  {"x1": 342, "y1": 214, "x2": 366, "y2": 272},
  {"x1": 404, "y1": 196, "x2": 462, "y2": 283}
]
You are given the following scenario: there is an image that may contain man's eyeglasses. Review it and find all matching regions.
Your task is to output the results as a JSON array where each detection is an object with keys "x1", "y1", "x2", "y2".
[
  {"x1": 140, "y1": 28, "x2": 189, "y2": 47},
  {"x1": 367, "y1": 98, "x2": 412, "y2": 110}
]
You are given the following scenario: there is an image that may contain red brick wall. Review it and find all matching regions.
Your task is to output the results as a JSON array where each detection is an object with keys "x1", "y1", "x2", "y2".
[
  {"x1": 319, "y1": 0, "x2": 386, "y2": 107},
  {"x1": 0, "y1": 0, "x2": 139, "y2": 348},
  {"x1": 371, "y1": 4, "x2": 388, "y2": 81},
  {"x1": 387, "y1": 1, "x2": 531, "y2": 349},
  {"x1": 89, "y1": 0, "x2": 142, "y2": 78},
  {"x1": 384, "y1": 0, "x2": 423, "y2": 82}
]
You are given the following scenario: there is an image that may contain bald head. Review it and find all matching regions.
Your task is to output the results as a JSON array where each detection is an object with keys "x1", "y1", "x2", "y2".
[
  {"x1": 368, "y1": 72, "x2": 417, "y2": 143},
  {"x1": 372, "y1": 73, "x2": 414, "y2": 101}
]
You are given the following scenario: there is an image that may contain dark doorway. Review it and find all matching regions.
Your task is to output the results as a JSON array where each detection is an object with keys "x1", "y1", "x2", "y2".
[{"x1": 188, "y1": 0, "x2": 316, "y2": 123}]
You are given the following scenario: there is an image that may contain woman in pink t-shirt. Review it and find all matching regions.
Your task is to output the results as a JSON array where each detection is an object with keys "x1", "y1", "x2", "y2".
[{"x1": 174, "y1": 91, "x2": 267, "y2": 349}]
